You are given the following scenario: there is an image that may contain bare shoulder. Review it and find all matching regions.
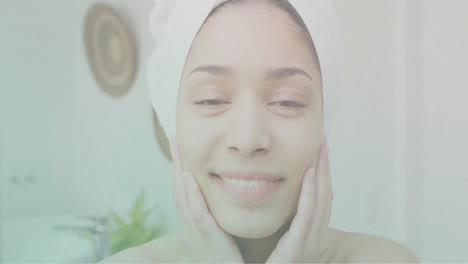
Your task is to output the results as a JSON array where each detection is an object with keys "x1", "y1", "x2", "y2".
[
  {"x1": 98, "y1": 232, "x2": 178, "y2": 263},
  {"x1": 336, "y1": 229, "x2": 419, "y2": 263}
]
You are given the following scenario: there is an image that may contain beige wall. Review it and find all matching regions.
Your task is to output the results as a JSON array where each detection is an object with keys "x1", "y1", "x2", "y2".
[
  {"x1": 332, "y1": 0, "x2": 468, "y2": 261},
  {"x1": 422, "y1": 0, "x2": 468, "y2": 262}
]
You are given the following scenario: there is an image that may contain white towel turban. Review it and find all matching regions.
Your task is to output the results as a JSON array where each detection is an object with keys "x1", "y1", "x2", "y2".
[{"x1": 148, "y1": 0, "x2": 344, "y2": 141}]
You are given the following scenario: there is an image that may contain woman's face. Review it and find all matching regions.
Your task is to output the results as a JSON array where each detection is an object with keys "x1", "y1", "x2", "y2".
[{"x1": 176, "y1": 2, "x2": 323, "y2": 238}]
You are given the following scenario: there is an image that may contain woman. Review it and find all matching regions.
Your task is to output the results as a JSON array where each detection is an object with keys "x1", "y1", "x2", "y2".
[{"x1": 101, "y1": 0, "x2": 419, "y2": 262}]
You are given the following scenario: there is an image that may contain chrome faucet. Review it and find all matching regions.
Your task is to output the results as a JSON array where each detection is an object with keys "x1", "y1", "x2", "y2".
[{"x1": 54, "y1": 215, "x2": 111, "y2": 261}]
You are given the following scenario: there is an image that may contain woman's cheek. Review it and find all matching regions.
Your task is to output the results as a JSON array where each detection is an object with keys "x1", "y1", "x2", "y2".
[
  {"x1": 181, "y1": 113, "x2": 222, "y2": 152},
  {"x1": 275, "y1": 121, "x2": 318, "y2": 166}
]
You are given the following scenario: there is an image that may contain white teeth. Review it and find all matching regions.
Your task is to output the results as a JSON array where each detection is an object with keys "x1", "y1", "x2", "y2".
[{"x1": 220, "y1": 176, "x2": 269, "y2": 187}]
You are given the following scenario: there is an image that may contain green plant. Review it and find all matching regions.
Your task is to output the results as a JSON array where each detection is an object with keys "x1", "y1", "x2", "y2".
[{"x1": 108, "y1": 188, "x2": 165, "y2": 254}]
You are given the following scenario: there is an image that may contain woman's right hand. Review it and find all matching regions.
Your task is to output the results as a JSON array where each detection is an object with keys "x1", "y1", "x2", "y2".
[{"x1": 169, "y1": 137, "x2": 244, "y2": 263}]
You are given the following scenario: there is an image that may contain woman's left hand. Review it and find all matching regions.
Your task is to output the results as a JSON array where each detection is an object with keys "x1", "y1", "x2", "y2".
[{"x1": 266, "y1": 138, "x2": 334, "y2": 263}]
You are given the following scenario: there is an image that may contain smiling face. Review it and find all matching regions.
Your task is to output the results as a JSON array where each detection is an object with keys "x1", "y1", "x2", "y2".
[{"x1": 175, "y1": 1, "x2": 323, "y2": 238}]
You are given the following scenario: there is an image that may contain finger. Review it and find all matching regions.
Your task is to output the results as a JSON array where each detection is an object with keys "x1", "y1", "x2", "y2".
[
  {"x1": 321, "y1": 143, "x2": 333, "y2": 225},
  {"x1": 266, "y1": 167, "x2": 316, "y2": 262},
  {"x1": 308, "y1": 143, "x2": 332, "y2": 248},
  {"x1": 287, "y1": 167, "x2": 317, "y2": 244},
  {"x1": 317, "y1": 143, "x2": 333, "y2": 225},
  {"x1": 169, "y1": 137, "x2": 189, "y2": 219},
  {"x1": 322, "y1": 142, "x2": 332, "y2": 191},
  {"x1": 318, "y1": 194, "x2": 333, "y2": 253},
  {"x1": 318, "y1": 145, "x2": 334, "y2": 252},
  {"x1": 185, "y1": 170, "x2": 217, "y2": 230}
]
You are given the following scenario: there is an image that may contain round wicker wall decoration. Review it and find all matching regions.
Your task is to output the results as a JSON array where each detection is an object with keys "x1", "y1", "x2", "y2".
[{"x1": 84, "y1": 3, "x2": 137, "y2": 97}]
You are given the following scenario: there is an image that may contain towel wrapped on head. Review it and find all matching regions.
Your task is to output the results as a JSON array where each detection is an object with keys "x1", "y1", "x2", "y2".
[{"x1": 148, "y1": 0, "x2": 344, "y2": 141}]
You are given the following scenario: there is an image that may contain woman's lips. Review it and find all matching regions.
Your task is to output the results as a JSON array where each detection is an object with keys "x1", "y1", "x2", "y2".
[
  {"x1": 216, "y1": 170, "x2": 283, "y2": 182},
  {"x1": 210, "y1": 171, "x2": 284, "y2": 202}
]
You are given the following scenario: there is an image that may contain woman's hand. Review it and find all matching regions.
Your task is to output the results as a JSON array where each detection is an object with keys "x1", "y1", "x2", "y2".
[
  {"x1": 169, "y1": 137, "x2": 244, "y2": 263},
  {"x1": 266, "y1": 138, "x2": 334, "y2": 263}
]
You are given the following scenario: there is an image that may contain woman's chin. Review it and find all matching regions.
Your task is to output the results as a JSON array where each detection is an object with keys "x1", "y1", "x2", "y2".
[
  {"x1": 205, "y1": 178, "x2": 297, "y2": 238},
  {"x1": 223, "y1": 224, "x2": 278, "y2": 239},
  {"x1": 215, "y1": 215, "x2": 285, "y2": 239}
]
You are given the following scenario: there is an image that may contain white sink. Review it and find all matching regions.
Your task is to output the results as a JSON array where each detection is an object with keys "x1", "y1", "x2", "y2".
[{"x1": 1, "y1": 214, "x2": 97, "y2": 263}]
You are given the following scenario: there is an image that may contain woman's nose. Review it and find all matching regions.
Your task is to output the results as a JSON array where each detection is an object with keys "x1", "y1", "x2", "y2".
[{"x1": 224, "y1": 99, "x2": 272, "y2": 157}]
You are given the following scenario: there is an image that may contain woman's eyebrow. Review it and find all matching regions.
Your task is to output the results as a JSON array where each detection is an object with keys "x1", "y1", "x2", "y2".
[
  {"x1": 186, "y1": 64, "x2": 232, "y2": 80},
  {"x1": 267, "y1": 67, "x2": 313, "y2": 81},
  {"x1": 186, "y1": 64, "x2": 312, "y2": 81}
]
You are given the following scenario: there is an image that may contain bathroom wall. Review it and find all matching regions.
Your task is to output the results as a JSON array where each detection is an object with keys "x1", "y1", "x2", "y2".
[
  {"x1": 1, "y1": 0, "x2": 77, "y2": 218},
  {"x1": 63, "y1": 0, "x2": 177, "y2": 226},
  {"x1": 421, "y1": 0, "x2": 468, "y2": 262},
  {"x1": 331, "y1": 0, "x2": 468, "y2": 262},
  {"x1": 330, "y1": 0, "x2": 415, "y2": 245},
  {"x1": 0, "y1": 0, "x2": 178, "y2": 231}
]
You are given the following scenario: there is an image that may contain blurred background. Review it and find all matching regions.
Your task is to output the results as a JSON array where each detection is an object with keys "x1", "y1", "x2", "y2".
[{"x1": 0, "y1": 0, "x2": 467, "y2": 262}]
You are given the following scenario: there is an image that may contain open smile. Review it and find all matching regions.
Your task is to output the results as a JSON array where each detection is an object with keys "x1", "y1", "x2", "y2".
[{"x1": 210, "y1": 171, "x2": 284, "y2": 202}]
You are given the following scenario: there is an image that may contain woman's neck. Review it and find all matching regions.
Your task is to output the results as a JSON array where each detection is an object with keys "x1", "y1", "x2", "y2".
[{"x1": 233, "y1": 218, "x2": 293, "y2": 263}]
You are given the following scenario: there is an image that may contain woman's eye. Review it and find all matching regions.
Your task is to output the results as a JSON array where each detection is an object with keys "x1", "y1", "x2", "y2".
[
  {"x1": 194, "y1": 99, "x2": 229, "y2": 105},
  {"x1": 194, "y1": 99, "x2": 306, "y2": 107},
  {"x1": 269, "y1": 100, "x2": 306, "y2": 108}
]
